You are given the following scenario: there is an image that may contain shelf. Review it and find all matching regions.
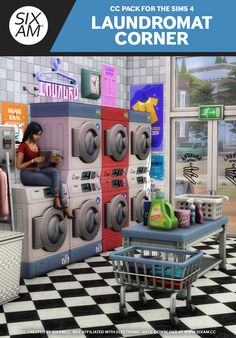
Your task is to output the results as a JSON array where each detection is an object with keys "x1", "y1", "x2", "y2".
[{"x1": 198, "y1": 256, "x2": 222, "y2": 278}]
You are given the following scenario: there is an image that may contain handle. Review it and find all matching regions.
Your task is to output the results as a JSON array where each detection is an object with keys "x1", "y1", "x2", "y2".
[
  {"x1": 164, "y1": 201, "x2": 174, "y2": 218},
  {"x1": 220, "y1": 195, "x2": 229, "y2": 202}
]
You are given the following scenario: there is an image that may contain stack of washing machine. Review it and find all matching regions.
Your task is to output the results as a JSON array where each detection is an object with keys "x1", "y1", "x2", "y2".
[
  {"x1": 101, "y1": 106, "x2": 129, "y2": 251},
  {"x1": 128, "y1": 110, "x2": 151, "y2": 226},
  {"x1": 30, "y1": 102, "x2": 103, "y2": 265}
]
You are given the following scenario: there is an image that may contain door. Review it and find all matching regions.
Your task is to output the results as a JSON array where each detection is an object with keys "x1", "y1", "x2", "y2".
[
  {"x1": 73, "y1": 199, "x2": 101, "y2": 240},
  {"x1": 131, "y1": 190, "x2": 149, "y2": 223},
  {"x1": 72, "y1": 122, "x2": 101, "y2": 163},
  {"x1": 131, "y1": 126, "x2": 151, "y2": 160},
  {"x1": 33, "y1": 208, "x2": 67, "y2": 252},
  {"x1": 171, "y1": 117, "x2": 236, "y2": 234},
  {"x1": 216, "y1": 119, "x2": 236, "y2": 233},
  {"x1": 106, "y1": 194, "x2": 128, "y2": 231},
  {"x1": 105, "y1": 124, "x2": 128, "y2": 161},
  {"x1": 171, "y1": 118, "x2": 210, "y2": 197}
]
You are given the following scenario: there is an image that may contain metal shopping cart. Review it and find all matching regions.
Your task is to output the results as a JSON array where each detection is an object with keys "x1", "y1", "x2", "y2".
[{"x1": 110, "y1": 245, "x2": 203, "y2": 326}]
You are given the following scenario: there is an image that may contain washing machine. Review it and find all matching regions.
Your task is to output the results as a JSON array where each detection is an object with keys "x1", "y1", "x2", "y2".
[
  {"x1": 66, "y1": 169, "x2": 102, "y2": 263},
  {"x1": 31, "y1": 102, "x2": 102, "y2": 183},
  {"x1": 102, "y1": 106, "x2": 129, "y2": 169},
  {"x1": 12, "y1": 184, "x2": 70, "y2": 278},
  {"x1": 128, "y1": 110, "x2": 151, "y2": 171},
  {"x1": 102, "y1": 167, "x2": 129, "y2": 252},
  {"x1": 128, "y1": 166, "x2": 151, "y2": 226}
]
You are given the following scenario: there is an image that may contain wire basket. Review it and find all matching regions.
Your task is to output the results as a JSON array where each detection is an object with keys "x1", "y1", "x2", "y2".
[
  {"x1": 110, "y1": 245, "x2": 202, "y2": 292},
  {"x1": 174, "y1": 194, "x2": 229, "y2": 220}
]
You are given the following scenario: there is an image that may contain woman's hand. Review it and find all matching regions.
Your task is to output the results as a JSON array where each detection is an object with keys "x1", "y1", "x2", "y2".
[{"x1": 34, "y1": 156, "x2": 45, "y2": 164}]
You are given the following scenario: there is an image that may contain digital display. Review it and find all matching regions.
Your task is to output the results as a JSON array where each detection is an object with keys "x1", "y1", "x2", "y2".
[
  {"x1": 112, "y1": 180, "x2": 120, "y2": 188},
  {"x1": 81, "y1": 171, "x2": 91, "y2": 180},
  {"x1": 119, "y1": 169, "x2": 124, "y2": 175},
  {"x1": 137, "y1": 167, "x2": 144, "y2": 174},
  {"x1": 112, "y1": 168, "x2": 120, "y2": 177},
  {"x1": 44, "y1": 187, "x2": 54, "y2": 197},
  {"x1": 137, "y1": 176, "x2": 144, "y2": 184},
  {"x1": 81, "y1": 183, "x2": 91, "y2": 192}
]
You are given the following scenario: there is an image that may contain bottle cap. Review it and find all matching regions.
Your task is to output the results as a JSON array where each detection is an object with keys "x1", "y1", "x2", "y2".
[
  {"x1": 195, "y1": 199, "x2": 203, "y2": 204},
  {"x1": 187, "y1": 198, "x2": 194, "y2": 204},
  {"x1": 156, "y1": 192, "x2": 164, "y2": 199}
]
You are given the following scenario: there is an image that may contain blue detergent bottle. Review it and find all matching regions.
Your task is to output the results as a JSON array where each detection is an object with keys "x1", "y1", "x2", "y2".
[{"x1": 187, "y1": 198, "x2": 196, "y2": 224}]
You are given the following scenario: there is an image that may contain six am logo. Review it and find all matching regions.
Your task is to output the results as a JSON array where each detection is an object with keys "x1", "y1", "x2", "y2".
[{"x1": 9, "y1": 6, "x2": 48, "y2": 45}]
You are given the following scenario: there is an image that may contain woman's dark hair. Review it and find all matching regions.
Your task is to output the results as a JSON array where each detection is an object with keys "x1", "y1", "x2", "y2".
[{"x1": 22, "y1": 122, "x2": 43, "y2": 143}]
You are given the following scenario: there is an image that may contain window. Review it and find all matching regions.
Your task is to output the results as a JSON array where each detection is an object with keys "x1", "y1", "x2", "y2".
[{"x1": 175, "y1": 56, "x2": 236, "y2": 108}]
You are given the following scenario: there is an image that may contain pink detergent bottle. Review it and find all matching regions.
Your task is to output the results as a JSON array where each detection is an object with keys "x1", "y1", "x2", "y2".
[{"x1": 195, "y1": 200, "x2": 204, "y2": 224}]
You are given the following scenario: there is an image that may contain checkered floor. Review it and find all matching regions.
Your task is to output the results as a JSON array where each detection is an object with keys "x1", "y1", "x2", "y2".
[{"x1": 1, "y1": 238, "x2": 236, "y2": 338}]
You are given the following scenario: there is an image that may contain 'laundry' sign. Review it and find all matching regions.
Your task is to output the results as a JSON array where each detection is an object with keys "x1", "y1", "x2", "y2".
[
  {"x1": 38, "y1": 82, "x2": 78, "y2": 101},
  {"x1": 36, "y1": 57, "x2": 78, "y2": 101}
]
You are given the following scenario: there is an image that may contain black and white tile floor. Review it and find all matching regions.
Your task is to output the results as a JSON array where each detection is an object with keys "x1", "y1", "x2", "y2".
[{"x1": 1, "y1": 238, "x2": 236, "y2": 338}]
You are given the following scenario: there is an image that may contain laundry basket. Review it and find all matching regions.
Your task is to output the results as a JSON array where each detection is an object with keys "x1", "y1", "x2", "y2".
[
  {"x1": 110, "y1": 245, "x2": 203, "y2": 326},
  {"x1": 174, "y1": 194, "x2": 229, "y2": 220},
  {"x1": 0, "y1": 231, "x2": 24, "y2": 305}
]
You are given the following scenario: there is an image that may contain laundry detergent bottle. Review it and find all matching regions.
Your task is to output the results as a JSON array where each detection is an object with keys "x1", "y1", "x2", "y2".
[{"x1": 148, "y1": 192, "x2": 178, "y2": 230}]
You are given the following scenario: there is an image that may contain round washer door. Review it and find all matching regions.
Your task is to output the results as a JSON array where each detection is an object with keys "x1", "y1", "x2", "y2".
[
  {"x1": 105, "y1": 124, "x2": 128, "y2": 161},
  {"x1": 73, "y1": 200, "x2": 101, "y2": 240},
  {"x1": 72, "y1": 122, "x2": 101, "y2": 163},
  {"x1": 131, "y1": 190, "x2": 149, "y2": 223},
  {"x1": 33, "y1": 207, "x2": 67, "y2": 252},
  {"x1": 106, "y1": 195, "x2": 128, "y2": 231},
  {"x1": 132, "y1": 126, "x2": 151, "y2": 160}
]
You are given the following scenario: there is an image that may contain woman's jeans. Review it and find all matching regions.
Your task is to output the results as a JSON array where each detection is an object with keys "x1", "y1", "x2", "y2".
[{"x1": 20, "y1": 167, "x2": 67, "y2": 206}]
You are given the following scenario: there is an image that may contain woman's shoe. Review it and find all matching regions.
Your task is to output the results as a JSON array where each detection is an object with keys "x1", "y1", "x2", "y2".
[
  {"x1": 63, "y1": 206, "x2": 75, "y2": 219},
  {"x1": 53, "y1": 195, "x2": 62, "y2": 210}
]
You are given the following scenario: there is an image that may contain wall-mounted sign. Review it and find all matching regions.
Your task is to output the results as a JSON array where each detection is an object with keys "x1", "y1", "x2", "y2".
[
  {"x1": 102, "y1": 64, "x2": 117, "y2": 107},
  {"x1": 199, "y1": 105, "x2": 224, "y2": 120},
  {"x1": 36, "y1": 57, "x2": 78, "y2": 101},
  {"x1": 130, "y1": 84, "x2": 163, "y2": 152},
  {"x1": 81, "y1": 68, "x2": 101, "y2": 100},
  {"x1": 150, "y1": 154, "x2": 164, "y2": 181},
  {"x1": 1, "y1": 102, "x2": 28, "y2": 146}
]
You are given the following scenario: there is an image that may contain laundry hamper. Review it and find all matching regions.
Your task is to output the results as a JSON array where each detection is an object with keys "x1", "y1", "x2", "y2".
[
  {"x1": 0, "y1": 231, "x2": 24, "y2": 305},
  {"x1": 174, "y1": 194, "x2": 229, "y2": 220}
]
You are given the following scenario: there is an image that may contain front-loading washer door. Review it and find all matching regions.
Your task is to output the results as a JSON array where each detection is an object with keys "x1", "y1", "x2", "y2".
[
  {"x1": 72, "y1": 122, "x2": 101, "y2": 163},
  {"x1": 106, "y1": 195, "x2": 128, "y2": 231},
  {"x1": 131, "y1": 126, "x2": 151, "y2": 160},
  {"x1": 73, "y1": 200, "x2": 101, "y2": 240},
  {"x1": 105, "y1": 124, "x2": 128, "y2": 161},
  {"x1": 33, "y1": 207, "x2": 67, "y2": 252},
  {"x1": 131, "y1": 190, "x2": 149, "y2": 223}
]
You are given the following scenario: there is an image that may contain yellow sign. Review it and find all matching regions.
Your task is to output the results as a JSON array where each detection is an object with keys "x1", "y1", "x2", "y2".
[
  {"x1": 132, "y1": 97, "x2": 158, "y2": 124},
  {"x1": 1, "y1": 102, "x2": 28, "y2": 145}
]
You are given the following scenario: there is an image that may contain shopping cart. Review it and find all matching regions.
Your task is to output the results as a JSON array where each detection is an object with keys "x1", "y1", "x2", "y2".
[{"x1": 110, "y1": 245, "x2": 203, "y2": 326}]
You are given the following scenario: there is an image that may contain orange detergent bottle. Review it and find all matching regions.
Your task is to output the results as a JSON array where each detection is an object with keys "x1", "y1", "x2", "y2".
[{"x1": 148, "y1": 192, "x2": 178, "y2": 230}]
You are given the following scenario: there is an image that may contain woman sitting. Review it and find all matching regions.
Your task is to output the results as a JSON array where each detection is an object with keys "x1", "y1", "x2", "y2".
[{"x1": 16, "y1": 122, "x2": 74, "y2": 219}]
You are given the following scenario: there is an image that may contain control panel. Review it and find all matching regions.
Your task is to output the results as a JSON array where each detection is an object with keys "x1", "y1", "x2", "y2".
[
  {"x1": 67, "y1": 169, "x2": 101, "y2": 197},
  {"x1": 81, "y1": 170, "x2": 99, "y2": 180},
  {"x1": 111, "y1": 179, "x2": 126, "y2": 188},
  {"x1": 81, "y1": 182, "x2": 100, "y2": 192},
  {"x1": 102, "y1": 168, "x2": 127, "y2": 177},
  {"x1": 136, "y1": 176, "x2": 147, "y2": 184},
  {"x1": 0, "y1": 126, "x2": 15, "y2": 169},
  {"x1": 44, "y1": 187, "x2": 54, "y2": 198}
]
